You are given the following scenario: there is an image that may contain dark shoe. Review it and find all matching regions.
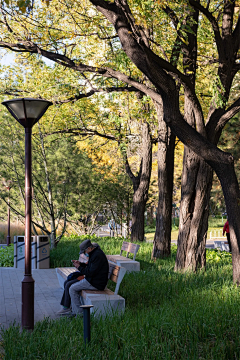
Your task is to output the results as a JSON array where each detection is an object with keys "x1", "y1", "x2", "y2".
[
  {"x1": 67, "y1": 312, "x2": 83, "y2": 319},
  {"x1": 66, "y1": 313, "x2": 76, "y2": 318},
  {"x1": 57, "y1": 307, "x2": 71, "y2": 315}
]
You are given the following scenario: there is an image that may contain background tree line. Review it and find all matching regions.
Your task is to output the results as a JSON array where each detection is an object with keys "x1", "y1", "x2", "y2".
[{"x1": 0, "y1": 107, "x2": 133, "y2": 248}]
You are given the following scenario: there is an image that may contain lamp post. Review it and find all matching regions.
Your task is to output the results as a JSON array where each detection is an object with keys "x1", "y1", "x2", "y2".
[
  {"x1": 2, "y1": 179, "x2": 13, "y2": 246},
  {"x1": 2, "y1": 98, "x2": 52, "y2": 330}
]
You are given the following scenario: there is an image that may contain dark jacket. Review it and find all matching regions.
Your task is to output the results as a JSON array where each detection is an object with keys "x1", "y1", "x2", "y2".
[{"x1": 77, "y1": 245, "x2": 109, "y2": 290}]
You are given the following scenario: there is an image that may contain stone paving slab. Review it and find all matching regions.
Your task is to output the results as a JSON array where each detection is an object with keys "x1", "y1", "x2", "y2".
[{"x1": 0, "y1": 268, "x2": 63, "y2": 331}]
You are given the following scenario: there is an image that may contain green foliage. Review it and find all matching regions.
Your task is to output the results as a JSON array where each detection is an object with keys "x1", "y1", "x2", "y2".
[
  {"x1": 145, "y1": 218, "x2": 179, "y2": 233},
  {"x1": 0, "y1": 244, "x2": 14, "y2": 267},
  {"x1": 50, "y1": 235, "x2": 129, "y2": 268},
  {"x1": 211, "y1": 75, "x2": 227, "y2": 108},
  {"x1": 0, "y1": 111, "x2": 132, "y2": 240},
  {"x1": 208, "y1": 215, "x2": 227, "y2": 229},
  {"x1": 206, "y1": 249, "x2": 232, "y2": 265},
  {"x1": 1, "y1": 239, "x2": 240, "y2": 359}
]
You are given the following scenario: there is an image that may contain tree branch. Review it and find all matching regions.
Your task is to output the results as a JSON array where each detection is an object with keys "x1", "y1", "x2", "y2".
[
  {"x1": 188, "y1": 0, "x2": 223, "y2": 57},
  {"x1": 233, "y1": 62, "x2": 240, "y2": 73},
  {"x1": 125, "y1": 157, "x2": 141, "y2": 193},
  {"x1": 55, "y1": 86, "x2": 138, "y2": 104},
  {"x1": 233, "y1": 13, "x2": 240, "y2": 53},
  {"x1": 216, "y1": 98, "x2": 240, "y2": 132},
  {"x1": 163, "y1": 6, "x2": 179, "y2": 28},
  {"x1": 44, "y1": 127, "x2": 118, "y2": 141},
  {"x1": 0, "y1": 40, "x2": 163, "y2": 100}
]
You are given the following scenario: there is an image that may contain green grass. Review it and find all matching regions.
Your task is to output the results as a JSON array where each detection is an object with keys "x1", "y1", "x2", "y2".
[
  {"x1": 0, "y1": 244, "x2": 14, "y2": 267},
  {"x1": 1, "y1": 236, "x2": 239, "y2": 359}
]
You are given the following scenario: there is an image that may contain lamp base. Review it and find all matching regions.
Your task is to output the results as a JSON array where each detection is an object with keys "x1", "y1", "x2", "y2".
[
  {"x1": 22, "y1": 275, "x2": 35, "y2": 331},
  {"x1": 6, "y1": 235, "x2": 11, "y2": 246}
]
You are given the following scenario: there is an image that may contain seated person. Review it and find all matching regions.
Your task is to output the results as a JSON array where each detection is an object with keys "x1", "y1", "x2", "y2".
[
  {"x1": 57, "y1": 252, "x2": 88, "y2": 315},
  {"x1": 57, "y1": 239, "x2": 109, "y2": 316}
]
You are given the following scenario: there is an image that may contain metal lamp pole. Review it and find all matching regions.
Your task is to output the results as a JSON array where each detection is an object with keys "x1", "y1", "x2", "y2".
[
  {"x1": 1, "y1": 98, "x2": 52, "y2": 330},
  {"x1": 22, "y1": 124, "x2": 34, "y2": 330}
]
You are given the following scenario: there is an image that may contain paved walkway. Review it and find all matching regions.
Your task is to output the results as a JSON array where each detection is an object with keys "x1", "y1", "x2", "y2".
[{"x1": 0, "y1": 268, "x2": 62, "y2": 331}]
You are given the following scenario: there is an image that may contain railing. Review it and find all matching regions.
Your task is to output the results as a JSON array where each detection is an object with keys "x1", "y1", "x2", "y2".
[{"x1": 210, "y1": 230, "x2": 225, "y2": 239}]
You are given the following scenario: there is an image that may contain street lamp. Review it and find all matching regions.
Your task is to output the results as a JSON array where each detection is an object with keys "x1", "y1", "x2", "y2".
[
  {"x1": 2, "y1": 98, "x2": 52, "y2": 330},
  {"x1": 2, "y1": 179, "x2": 13, "y2": 246}
]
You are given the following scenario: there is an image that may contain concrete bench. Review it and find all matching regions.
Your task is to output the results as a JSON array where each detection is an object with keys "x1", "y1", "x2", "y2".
[
  {"x1": 56, "y1": 261, "x2": 126, "y2": 317},
  {"x1": 106, "y1": 241, "x2": 140, "y2": 272},
  {"x1": 214, "y1": 240, "x2": 230, "y2": 252}
]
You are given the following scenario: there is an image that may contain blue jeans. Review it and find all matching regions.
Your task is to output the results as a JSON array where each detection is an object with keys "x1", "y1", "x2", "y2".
[
  {"x1": 69, "y1": 278, "x2": 98, "y2": 314},
  {"x1": 60, "y1": 278, "x2": 79, "y2": 309}
]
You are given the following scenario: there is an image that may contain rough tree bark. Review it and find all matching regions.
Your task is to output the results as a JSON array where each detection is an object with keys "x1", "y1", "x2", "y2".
[
  {"x1": 163, "y1": 93, "x2": 240, "y2": 283},
  {"x1": 125, "y1": 122, "x2": 152, "y2": 242},
  {"x1": 175, "y1": 156, "x2": 213, "y2": 271},
  {"x1": 152, "y1": 101, "x2": 175, "y2": 259},
  {"x1": 175, "y1": 1, "x2": 239, "y2": 271},
  {"x1": 216, "y1": 160, "x2": 240, "y2": 284}
]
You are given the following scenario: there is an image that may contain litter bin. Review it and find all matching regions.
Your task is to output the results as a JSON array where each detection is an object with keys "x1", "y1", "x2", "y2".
[
  {"x1": 36, "y1": 236, "x2": 50, "y2": 269},
  {"x1": 13, "y1": 235, "x2": 37, "y2": 269}
]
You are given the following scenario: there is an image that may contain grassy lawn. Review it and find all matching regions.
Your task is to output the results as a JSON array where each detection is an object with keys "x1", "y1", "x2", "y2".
[{"x1": 1, "y1": 235, "x2": 239, "y2": 359}]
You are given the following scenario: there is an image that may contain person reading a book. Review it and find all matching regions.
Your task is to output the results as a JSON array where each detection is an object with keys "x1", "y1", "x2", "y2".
[{"x1": 57, "y1": 239, "x2": 109, "y2": 316}]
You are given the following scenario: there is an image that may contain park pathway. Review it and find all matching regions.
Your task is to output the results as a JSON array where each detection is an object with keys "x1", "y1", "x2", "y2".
[{"x1": 0, "y1": 268, "x2": 62, "y2": 332}]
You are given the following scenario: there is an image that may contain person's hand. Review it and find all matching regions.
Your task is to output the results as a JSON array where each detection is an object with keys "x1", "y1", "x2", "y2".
[{"x1": 72, "y1": 260, "x2": 80, "y2": 268}]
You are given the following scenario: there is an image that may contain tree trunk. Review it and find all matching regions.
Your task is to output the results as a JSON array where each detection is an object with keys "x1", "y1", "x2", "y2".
[
  {"x1": 126, "y1": 122, "x2": 152, "y2": 242},
  {"x1": 215, "y1": 158, "x2": 240, "y2": 284},
  {"x1": 162, "y1": 95, "x2": 240, "y2": 282},
  {"x1": 152, "y1": 101, "x2": 175, "y2": 258},
  {"x1": 131, "y1": 193, "x2": 146, "y2": 242},
  {"x1": 147, "y1": 206, "x2": 154, "y2": 226},
  {"x1": 175, "y1": 155, "x2": 213, "y2": 271}
]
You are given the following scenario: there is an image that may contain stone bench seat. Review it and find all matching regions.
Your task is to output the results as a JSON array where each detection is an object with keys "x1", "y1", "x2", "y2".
[
  {"x1": 214, "y1": 240, "x2": 230, "y2": 252},
  {"x1": 106, "y1": 241, "x2": 140, "y2": 272}
]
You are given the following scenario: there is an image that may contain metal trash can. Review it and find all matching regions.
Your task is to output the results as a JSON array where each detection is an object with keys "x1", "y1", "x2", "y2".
[
  {"x1": 13, "y1": 235, "x2": 37, "y2": 269},
  {"x1": 36, "y1": 235, "x2": 50, "y2": 269}
]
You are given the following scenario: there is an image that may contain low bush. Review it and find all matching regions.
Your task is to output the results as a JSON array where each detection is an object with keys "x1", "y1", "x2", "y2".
[
  {"x1": 1, "y1": 237, "x2": 239, "y2": 359},
  {"x1": 0, "y1": 244, "x2": 14, "y2": 267}
]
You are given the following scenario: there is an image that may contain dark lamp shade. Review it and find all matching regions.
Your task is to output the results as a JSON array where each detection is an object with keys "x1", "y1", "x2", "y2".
[{"x1": 2, "y1": 98, "x2": 53, "y2": 128}]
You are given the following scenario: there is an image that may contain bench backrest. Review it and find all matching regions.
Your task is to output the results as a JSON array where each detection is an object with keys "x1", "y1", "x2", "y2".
[
  {"x1": 108, "y1": 262, "x2": 126, "y2": 295},
  {"x1": 120, "y1": 241, "x2": 140, "y2": 261}
]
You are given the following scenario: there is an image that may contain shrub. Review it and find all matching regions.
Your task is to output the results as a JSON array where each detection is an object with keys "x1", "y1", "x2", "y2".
[{"x1": 0, "y1": 244, "x2": 14, "y2": 267}]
